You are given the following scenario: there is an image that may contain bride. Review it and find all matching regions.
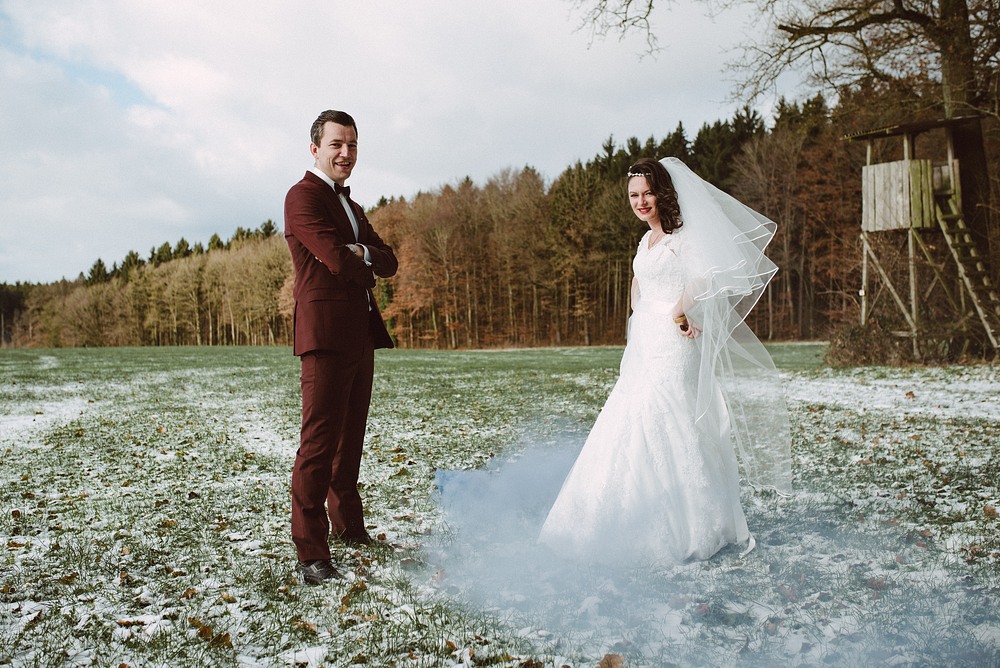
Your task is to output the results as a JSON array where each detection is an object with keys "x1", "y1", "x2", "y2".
[{"x1": 538, "y1": 157, "x2": 791, "y2": 565}]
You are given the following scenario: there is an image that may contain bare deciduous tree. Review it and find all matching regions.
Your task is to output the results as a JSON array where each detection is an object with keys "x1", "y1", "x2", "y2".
[{"x1": 572, "y1": 0, "x2": 999, "y2": 116}]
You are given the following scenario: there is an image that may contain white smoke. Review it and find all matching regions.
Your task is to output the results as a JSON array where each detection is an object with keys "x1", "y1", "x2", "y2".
[{"x1": 417, "y1": 436, "x2": 999, "y2": 665}]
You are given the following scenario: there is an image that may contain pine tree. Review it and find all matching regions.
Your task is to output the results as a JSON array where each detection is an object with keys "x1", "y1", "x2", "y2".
[{"x1": 86, "y1": 258, "x2": 109, "y2": 285}]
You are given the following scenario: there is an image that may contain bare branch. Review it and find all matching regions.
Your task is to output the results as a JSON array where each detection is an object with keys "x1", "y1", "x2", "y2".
[
  {"x1": 778, "y1": 2, "x2": 933, "y2": 40},
  {"x1": 573, "y1": 0, "x2": 999, "y2": 118},
  {"x1": 570, "y1": 0, "x2": 660, "y2": 54}
]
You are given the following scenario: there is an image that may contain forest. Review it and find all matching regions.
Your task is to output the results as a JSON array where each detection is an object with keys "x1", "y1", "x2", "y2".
[{"x1": 1, "y1": 89, "x2": 998, "y2": 352}]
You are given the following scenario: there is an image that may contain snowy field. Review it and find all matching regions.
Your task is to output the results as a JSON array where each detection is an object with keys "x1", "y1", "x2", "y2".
[{"x1": 0, "y1": 345, "x2": 997, "y2": 667}]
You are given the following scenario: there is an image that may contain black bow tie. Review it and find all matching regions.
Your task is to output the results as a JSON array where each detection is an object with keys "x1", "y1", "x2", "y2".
[{"x1": 334, "y1": 183, "x2": 351, "y2": 197}]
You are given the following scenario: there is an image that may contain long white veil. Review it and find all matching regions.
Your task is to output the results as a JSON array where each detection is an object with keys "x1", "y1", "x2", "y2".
[{"x1": 661, "y1": 157, "x2": 792, "y2": 494}]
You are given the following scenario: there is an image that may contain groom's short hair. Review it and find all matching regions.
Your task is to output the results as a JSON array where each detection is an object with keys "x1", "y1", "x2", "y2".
[{"x1": 310, "y1": 110, "x2": 358, "y2": 146}]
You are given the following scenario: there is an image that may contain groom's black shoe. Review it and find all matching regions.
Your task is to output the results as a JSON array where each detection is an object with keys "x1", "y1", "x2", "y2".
[{"x1": 298, "y1": 559, "x2": 343, "y2": 585}]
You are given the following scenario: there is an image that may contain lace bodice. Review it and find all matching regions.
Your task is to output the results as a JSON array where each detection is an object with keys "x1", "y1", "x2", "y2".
[{"x1": 633, "y1": 230, "x2": 689, "y2": 306}]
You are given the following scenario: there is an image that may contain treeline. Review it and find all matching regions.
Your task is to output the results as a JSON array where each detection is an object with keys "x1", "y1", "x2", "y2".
[
  {"x1": 82, "y1": 221, "x2": 281, "y2": 285},
  {"x1": 2, "y1": 90, "x2": 997, "y2": 349},
  {"x1": 2, "y1": 224, "x2": 291, "y2": 347}
]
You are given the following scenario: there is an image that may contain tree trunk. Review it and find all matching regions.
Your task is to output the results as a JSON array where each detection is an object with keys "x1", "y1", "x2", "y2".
[
  {"x1": 938, "y1": 0, "x2": 993, "y2": 270},
  {"x1": 951, "y1": 120, "x2": 993, "y2": 269}
]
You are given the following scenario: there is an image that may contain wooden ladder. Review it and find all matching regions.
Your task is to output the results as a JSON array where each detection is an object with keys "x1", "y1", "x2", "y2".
[{"x1": 935, "y1": 193, "x2": 1000, "y2": 350}]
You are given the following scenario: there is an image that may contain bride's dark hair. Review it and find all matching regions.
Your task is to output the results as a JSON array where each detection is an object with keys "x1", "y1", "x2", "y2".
[{"x1": 626, "y1": 158, "x2": 683, "y2": 234}]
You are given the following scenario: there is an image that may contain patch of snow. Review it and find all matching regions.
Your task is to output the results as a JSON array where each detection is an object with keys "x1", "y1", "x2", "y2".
[
  {"x1": 0, "y1": 395, "x2": 90, "y2": 445},
  {"x1": 280, "y1": 645, "x2": 328, "y2": 667}
]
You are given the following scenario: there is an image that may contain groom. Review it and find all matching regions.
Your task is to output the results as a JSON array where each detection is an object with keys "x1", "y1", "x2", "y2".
[{"x1": 284, "y1": 109, "x2": 398, "y2": 585}]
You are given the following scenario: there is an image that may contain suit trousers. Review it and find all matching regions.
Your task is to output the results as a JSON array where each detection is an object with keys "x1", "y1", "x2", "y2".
[{"x1": 291, "y1": 335, "x2": 375, "y2": 561}]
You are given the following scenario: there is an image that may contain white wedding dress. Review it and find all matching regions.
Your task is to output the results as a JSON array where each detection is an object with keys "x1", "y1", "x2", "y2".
[{"x1": 538, "y1": 228, "x2": 751, "y2": 565}]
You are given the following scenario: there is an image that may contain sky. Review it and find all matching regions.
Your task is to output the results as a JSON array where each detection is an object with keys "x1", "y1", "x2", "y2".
[{"x1": 0, "y1": 0, "x2": 802, "y2": 284}]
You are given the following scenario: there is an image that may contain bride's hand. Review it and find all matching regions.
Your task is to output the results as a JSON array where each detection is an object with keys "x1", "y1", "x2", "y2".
[{"x1": 674, "y1": 313, "x2": 700, "y2": 339}]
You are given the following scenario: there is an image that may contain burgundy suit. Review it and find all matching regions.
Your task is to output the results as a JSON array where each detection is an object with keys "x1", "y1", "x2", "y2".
[{"x1": 284, "y1": 170, "x2": 397, "y2": 561}]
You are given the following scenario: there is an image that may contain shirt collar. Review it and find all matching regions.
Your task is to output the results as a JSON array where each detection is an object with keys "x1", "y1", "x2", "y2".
[{"x1": 308, "y1": 167, "x2": 345, "y2": 194}]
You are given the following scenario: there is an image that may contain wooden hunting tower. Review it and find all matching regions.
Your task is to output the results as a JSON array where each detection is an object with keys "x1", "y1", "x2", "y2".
[{"x1": 847, "y1": 116, "x2": 999, "y2": 358}]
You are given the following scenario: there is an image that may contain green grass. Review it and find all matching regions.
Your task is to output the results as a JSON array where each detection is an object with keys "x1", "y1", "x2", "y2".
[{"x1": 1, "y1": 345, "x2": 998, "y2": 667}]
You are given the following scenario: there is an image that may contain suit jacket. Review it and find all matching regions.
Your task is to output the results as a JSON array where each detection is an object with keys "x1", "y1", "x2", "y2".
[{"x1": 284, "y1": 171, "x2": 398, "y2": 356}]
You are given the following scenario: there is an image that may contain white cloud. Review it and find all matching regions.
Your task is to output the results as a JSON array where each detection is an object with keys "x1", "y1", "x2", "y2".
[{"x1": 0, "y1": 0, "x2": 800, "y2": 283}]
